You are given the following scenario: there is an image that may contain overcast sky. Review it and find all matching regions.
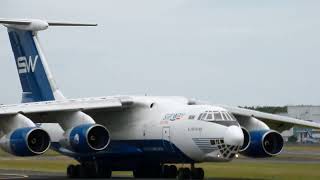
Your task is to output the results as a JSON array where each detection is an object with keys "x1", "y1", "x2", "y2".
[{"x1": 0, "y1": 0, "x2": 320, "y2": 106}]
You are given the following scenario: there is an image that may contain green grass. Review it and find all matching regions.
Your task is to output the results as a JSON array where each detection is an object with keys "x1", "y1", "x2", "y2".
[
  {"x1": 200, "y1": 161, "x2": 320, "y2": 180},
  {"x1": 284, "y1": 144, "x2": 320, "y2": 152}
]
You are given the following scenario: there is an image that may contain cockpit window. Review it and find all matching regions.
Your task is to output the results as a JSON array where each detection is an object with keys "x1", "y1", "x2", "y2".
[
  {"x1": 221, "y1": 113, "x2": 228, "y2": 120},
  {"x1": 213, "y1": 112, "x2": 223, "y2": 120},
  {"x1": 228, "y1": 113, "x2": 236, "y2": 120},
  {"x1": 225, "y1": 113, "x2": 233, "y2": 120},
  {"x1": 198, "y1": 111, "x2": 236, "y2": 122},
  {"x1": 207, "y1": 113, "x2": 213, "y2": 120},
  {"x1": 198, "y1": 113, "x2": 207, "y2": 120},
  {"x1": 202, "y1": 113, "x2": 207, "y2": 120}
]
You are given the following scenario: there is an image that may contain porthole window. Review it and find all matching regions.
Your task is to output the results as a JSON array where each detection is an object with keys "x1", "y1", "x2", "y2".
[{"x1": 150, "y1": 103, "x2": 155, "y2": 109}]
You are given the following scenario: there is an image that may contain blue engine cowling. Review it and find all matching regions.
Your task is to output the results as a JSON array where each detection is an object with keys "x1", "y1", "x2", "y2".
[
  {"x1": 240, "y1": 129, "x2": 284, "y2": 158},
  {"x1": 68, "y1": 124, "x2": 110, "y2": 153},
  {"x1": 0, "y1": 127, "x2": 51, "y2": 156}
]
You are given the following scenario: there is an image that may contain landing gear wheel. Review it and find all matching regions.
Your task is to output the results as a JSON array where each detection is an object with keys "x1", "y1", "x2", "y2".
[
  {"x1": 86, "y1": 165, "x2": 97, "y2": 178},
  {"x1": 78, "y1": 164, "x2": 88, "y2": 178},
  {"x1": 98, "y1": 168, "x2": 112, "y2": 178},
  {"x1": 66, "y1": 163, "x2": 112, "y2": 179},
  {"x1": 162, "y1": 165, "x2": 170, "y2": 178},
  {"x1": 67, "y1": 165, "x2": 76, "y2": 178},
  {"x1": 149, "y1": 164, "x2": 161, "y2": 178},
  {"x1": 192, "y1": 168, "x2": 204, "y2": 180},
  {"x1": 178, "y1": 168, "x2": 191, "y2": 180},
  {"x1": 168, "y1": 165, "x2": 177, "y2": 178},
  {"x1": 134, "y1": 164, "x2": 161, "y2": 178}
]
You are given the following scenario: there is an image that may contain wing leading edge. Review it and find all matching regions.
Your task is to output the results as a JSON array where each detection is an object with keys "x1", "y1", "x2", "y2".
[
  {"x1": 220, "y1": 105, "x2": 320, "y2": 131},
  {"x1": 0, "y1": 96, "x2": 133, "y2": 118}
]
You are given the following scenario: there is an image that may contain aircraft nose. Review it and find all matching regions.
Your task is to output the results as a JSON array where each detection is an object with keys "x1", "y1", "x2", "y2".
[{"x1": 224, "y1": 125, "x2": 244, "y2": 146}]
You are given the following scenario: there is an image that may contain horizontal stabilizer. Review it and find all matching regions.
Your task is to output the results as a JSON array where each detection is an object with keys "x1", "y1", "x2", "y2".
[
  {"x1": 0, "y1": 19, "x2": 31, "y2": 25},
  {"x1": 0, "y1": 18, "x2": 97, "y2": 31},
  {"x1": 48, "y1": 22, "x2": 97, "y2": 26}
]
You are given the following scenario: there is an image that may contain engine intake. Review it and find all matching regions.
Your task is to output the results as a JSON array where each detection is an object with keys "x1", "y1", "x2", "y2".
[
  {"x1": 262, "y1": 131, "x2": 284, "y2": 156},
  {"x1": 240, "y1": 130, "x2": 284, "y2": 158},
  {"x1": 239, "y1": 127, "x2": 250, "y2": 152},
  {"x1": 0, "y1": 127, "x2": 51, "y2": 156},
  {"x1": 68, "y1": 124, "x2": 110, "y2": 153}
]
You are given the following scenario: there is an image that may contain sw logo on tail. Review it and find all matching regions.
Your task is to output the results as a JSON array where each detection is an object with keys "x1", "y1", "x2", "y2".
[{"x1": 17, "y1": 55, "x2": 38, "y2": 74}]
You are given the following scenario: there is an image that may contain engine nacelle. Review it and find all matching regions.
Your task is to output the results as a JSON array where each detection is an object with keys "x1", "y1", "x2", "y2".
[
  {"x1": 240, "y1": 129, "x2": 284, "y2": 158},
  {"x1": 239, "y1": 127, "x2": 250, "y2": 151},
  {"x1": 62, "y1": 124, "x2": 110, "y2": 153},
  {"x1": 0, "y1": 127, "x2": 51, "y2": 156}
]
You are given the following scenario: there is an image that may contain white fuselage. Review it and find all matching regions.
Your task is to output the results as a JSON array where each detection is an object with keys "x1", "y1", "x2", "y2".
[
  {"x1": 72, "y1": 96, "x2": 245, "y2": 163},
  {"x1": 40, "y1": 96, "x2": 244, "y2": 163}
]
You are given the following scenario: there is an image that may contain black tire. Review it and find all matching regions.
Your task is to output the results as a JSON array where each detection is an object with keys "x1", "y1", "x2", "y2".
[
  {"x1": 150, "y1": 164, "x2": 161, "y2": 178},
  {"x1": 67, "y1": 165, "x2": 75, "y2": 178},
  {"x1": 134, "y1": 164, "x2": 161, "y2": 178},
  {"x1": 178, "y1": 168, "x2": 191, "y2": 180},
  {"x1": 162, "y1": 165, "x2": 170, "y2": 178},
  {"x1": 168, "y1": 165, "x2": 177, "y2": 178},
  {"x1": 82, "y1": 164, "x2": 97, "y2": 178},
  {"x1": 177, "y1": 168, "x2": 184, "y2": 180},
  {"x1": 192, "y1": 168, "x2": 204, "y2": 180},
  {"x1": 96, "y1": 165, "x2": 112, "y2": 178},
  {"x1": 197, "y1": 168, "x2": 204, "y2": 180},
  {"x1": 73, "y1": 165, "x2": 81, "y2": 178},
  {"x1": 133, "y1": 168, "x2": 143, "y2": 178},
  {"x1": 105, "y1": 168, "x2": 112, "y2": 178},
  {"x1": 183, "y1": 168, "x2": 191, "y2": 179},
  {"x1": 78, "y1": 165, "x2": 87, "y2": 178}
]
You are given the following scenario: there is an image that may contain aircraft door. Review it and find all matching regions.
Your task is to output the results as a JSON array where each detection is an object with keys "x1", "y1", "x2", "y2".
[
  {"x1": 162, "y1": 127, "x2": 170, "y2": 141},
  {"x1": 162, "y1": 127, "x2": 174, "y2": 153}
]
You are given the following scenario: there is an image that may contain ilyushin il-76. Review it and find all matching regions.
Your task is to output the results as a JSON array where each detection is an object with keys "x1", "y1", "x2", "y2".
[{"x1": 0, "y1": 18, "x2": 319, "y2": 179}]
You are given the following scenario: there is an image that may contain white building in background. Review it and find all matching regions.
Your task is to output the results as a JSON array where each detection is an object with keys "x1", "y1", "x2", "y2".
[
  {"x1": 287, "y1": 105, "x2": 320, "y2": 121},
  {"x1": 280, "y1": 105, "x2": 320, "y2": 143}
]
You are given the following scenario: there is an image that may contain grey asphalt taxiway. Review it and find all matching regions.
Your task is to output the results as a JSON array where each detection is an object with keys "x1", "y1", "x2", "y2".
[{"x1": 0, "y1": 169, "x2": 266, "y2": 180}]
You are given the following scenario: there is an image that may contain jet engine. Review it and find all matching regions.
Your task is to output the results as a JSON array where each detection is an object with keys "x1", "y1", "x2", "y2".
[
  {"x1": 0, "y1": 127, "x2": 51, "y2": 156},
  {"x1": 239, "y1": 127, "x2": 250, "y2": 151},
  {"x1": 239, "y1": 129, "x2": 284, "y2": 158},
  {"x1": 61, "y1": 124, "x2": 110, "y2": 153}
]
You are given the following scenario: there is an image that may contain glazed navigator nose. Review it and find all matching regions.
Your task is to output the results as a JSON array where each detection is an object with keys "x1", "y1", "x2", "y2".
[{"x1": 224, "y1": 125, "x2": 244, "y2": 146}]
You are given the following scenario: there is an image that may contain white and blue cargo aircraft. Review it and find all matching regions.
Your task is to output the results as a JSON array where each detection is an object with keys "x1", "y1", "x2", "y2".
[{"x1": 0, "y1": 18, "x2": 320, "y2": 179}]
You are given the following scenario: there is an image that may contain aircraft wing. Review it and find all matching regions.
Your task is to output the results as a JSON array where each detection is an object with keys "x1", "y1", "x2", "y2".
[
  {"x1": 0, "y1": 96, "x2": 133, "y2": 117},
  {"x1": 220, "y1": 105, "x2": 320, "y2": 131}
]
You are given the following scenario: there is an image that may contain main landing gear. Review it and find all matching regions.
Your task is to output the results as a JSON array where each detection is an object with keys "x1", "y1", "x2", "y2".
[
  {"x1": 134, "y1": 164, "x2": 177, "y2": 178},
  {"x1": 177, "y1": 164, "x2": 204, "y2": 180},
  {"x1": 133, "y1": 163, "x2": 204, "y2": 179},
  {"x1": 67, "y1": 163, "x2": 111, "y2": 178},
  {"x1": 66, "y1": 162, "x2": 204, "y2": 179},
  {"x1": 178, "y1": 168, "x2": 204, "y2": 179}
]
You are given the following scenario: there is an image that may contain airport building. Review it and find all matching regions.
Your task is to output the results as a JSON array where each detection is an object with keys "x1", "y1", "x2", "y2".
[{"x1": 281, "y1": 105, "x2": 320, "y2": 143}]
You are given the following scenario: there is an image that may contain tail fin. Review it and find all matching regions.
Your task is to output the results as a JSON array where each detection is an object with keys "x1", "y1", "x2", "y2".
[{"x1": 0, "y1": 19, "x2": 97, "y2": 103}]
